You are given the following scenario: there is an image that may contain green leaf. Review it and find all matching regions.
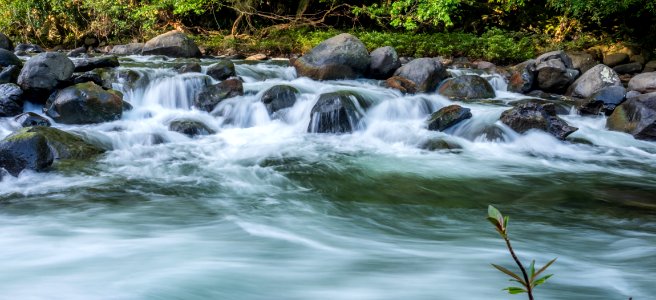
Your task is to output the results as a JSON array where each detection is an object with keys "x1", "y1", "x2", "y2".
[
  {"x1": 529, "y1": 260, "x2": 535, "y2": 279},
  {"x1": 503, "y1": 215, "x2": 509, "y2": 230},
  {"x1": 488, "y1": 205, "x2": 503, "y2": 223},
  {"x1": 492, "y1": 264, "x2": 526, "y2": 286},
  {"x1": 504, "y1": 286, "x2": 527, "y2": 294},
  {"x1": 532, "y1": 274, "x2": 553, "y2": 288},
  {"x1": 532, "y1": 257, "x2": 557, "y2": 280}
]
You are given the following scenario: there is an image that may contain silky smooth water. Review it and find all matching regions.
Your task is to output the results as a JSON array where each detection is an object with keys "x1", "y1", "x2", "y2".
[{"x1": 1, "y1": 57, "x2": 655, "y2": 300}]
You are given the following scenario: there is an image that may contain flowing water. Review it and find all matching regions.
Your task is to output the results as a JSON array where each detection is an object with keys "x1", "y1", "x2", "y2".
[{"x1": 1, "y1": 57, "x2": 655, "y2": 300}]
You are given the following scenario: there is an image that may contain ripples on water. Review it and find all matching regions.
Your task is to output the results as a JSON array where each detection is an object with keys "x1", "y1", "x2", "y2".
[{"x1": 1, "y1": 57, "x2": 655, "y2": 300}]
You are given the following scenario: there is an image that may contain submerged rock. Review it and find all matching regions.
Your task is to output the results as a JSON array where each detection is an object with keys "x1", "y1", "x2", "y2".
[
  {"x1": 14, "y1": 112, "x2": 51, "y2": 127},
  {"x1": 393, "y1": 58, "x2": 448, "y2": 92},
  {"x1": 206, "y1": 60, "x2": 236, "y2": 81},
  {"x1": 169, "y1": 119, "x2": 216, "y2": 137},
  {"x1": 142, "y1": 30, "x2": 201, "y2": 58},
  {"x1": 292, "y1": 33, "x2": 370, "y2": 80},
  {"x1": 607, "y1": 92, "x2": 656, "y2": 141},
  {"x1": 175, "y1": 62, "x2": 202, "y2": 74},
  {"x1": 427, "y1": 105, "x2": 472, "y2": 131},
  {"x1": 44, "y1": 82, "x2": 124, "y2": 124},
  {"x1": 566, "y1": 64, "x2": 621, "y2": 98},
  {"x1": 261, "y1": 85, "x2": 298, "y2": 115},
  {"x1": 0, "y1": 83, "x2": 23, "y2": 117},
  {"x1": 194, "y1": 78, "x2": 244, "y2": 112},
  {"x1": 500, "y1": 102, "x2": 578, "y2": 140},
  {"x1": 367, "y1": 46, "x2": 401, "y2": 79},
  {"x1": 17, "y1": 52, "x2": 75, "y2": 102},
  {"x1": 308, "y1": 91, "x2": 369, "y2": 133},
  {"x1": 420, "y1": 138, "x2": 462, "y2": 151},
  {"x1": 437, "y1": 75, "x2": 495, "y2": 100}
]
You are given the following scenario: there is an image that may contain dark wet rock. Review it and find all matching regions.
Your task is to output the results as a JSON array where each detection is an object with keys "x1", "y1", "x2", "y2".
[
  {"x1": 500, "y1": 102, "x2": 578, "y2": 139},
  {"x1": 603, "y1": 53, "x2": 629, "y2": 67},
  {"x1": 71, "y1": 72, "x2": 106, "y2": 88},
  {"x1": 292, "y1": 33, "x2": 370, "y2": 80},
  {"x1": 566, "y1": 64, "x2": 622, "y2": 98},
  {"x1": 0, "y1": 65, "x2": 20, "y2": 84},
  {"x1": 142, "y1": 30, "x2": 201, "y2": 58},
  {"x1": 261, "y1": 85, "x2": 298, "y2": 115},
  {"x1": 427, "y1": 105, "x2": 472, "y2": 131},
  {"x1": 613, "y1": 62, "x2": 643, "y2": 75},
  {"x1": 510, "y1": 96, "x2": 574, "y2": 115},
  {"x1": 508, "y1": 60, "x2": 536, "y2": 94},
  {"x1": 73, "y1": 56, "x2": 119, "y2": 72},
  {"x1": 169, "y1": 119, "x2": 216, "y2": 137},
  {"x1": 17, "y1": 52, "x2": 75, "y2": 102},
  {"x1": 419, "y1": 138, "x2": 462, "y2": 151},
  {"x1": 567, "y1": 51, "x2": 597, "y2": 74},
  {"x1": 0, "y1": 83, "x2": 23, "y2": 117},
  {"x1": 367, "y1": 46, "x2": 401, "y2": 79},
  {"x1": 175, "y1": 62, "x2": 202, "y2": 73},
  {"x1": 68, "y1": 47, "x2": 87, "y2": 58},
  {"x1": 14, "y1": 43, "x2": 44, "y2": 53},
  {"x1": 644, "y1": 61, "x2": 656, "y2": 73},
  {"x1": 578, "y1": 86, "x2": 626, "y2": 115},
  {"x1": 307, "y1": 91, "x2": 369, "y2": 133},
  {"x1": 0, "y1": 48, "x2": 21, "y2": 67},
  {"x1": 393, "y1": 58, "x2": 448, "y2": 92},
  {"x1": 535, "y1": 59, "x2": 579, "y2": 93},
  {"x1": 194, "y1": 78, "x2": 244, "y2": 112},
  {"x1": 14, "y1": 112, "x2": 51, "y2": 127},
  {"x1": 109, "y1": 43, "x2": 144, "y2": 55},
  {"x1": 44, "y1": 82, "x2": 124, "y2": 124},
  {"x1": 0, "y1": 126, "x2": 103, "y2": 176},
  {"x1": 536, "y1": 50, "x2": 573, "y2": 68},
  {"x1": 627, "y1": 72, "x2": 656, "y2": 93},
  {"x1": 385, "y1": 76, "x2": 417, "y2": 94},
  {"x1": 206, "y1": 60, "x2": 235, "y2": 80},
  {"x1": 437, "y1": 75, "x2": 495, "y2": 100},
  {"x1": 607, "y1": 92, "x2": 656, "y2": 140},
  {"x1": 0, "y1": 33, "x2": 13, "y2": 51}
]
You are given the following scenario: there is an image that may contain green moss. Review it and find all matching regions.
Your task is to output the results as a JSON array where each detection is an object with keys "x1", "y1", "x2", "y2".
[{"x1": 9, "y1": 127, "x2": 105, "y2": 160}]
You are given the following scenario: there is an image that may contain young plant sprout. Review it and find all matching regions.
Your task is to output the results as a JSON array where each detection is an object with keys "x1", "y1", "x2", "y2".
[{"x1": 487, "y1": 205, "x2": 557, "y2": 300}]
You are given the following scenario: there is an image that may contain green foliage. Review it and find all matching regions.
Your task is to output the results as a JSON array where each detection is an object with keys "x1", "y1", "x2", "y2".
[{"x1": 487, "y1": 205, "x2": 557, "y2": 299}]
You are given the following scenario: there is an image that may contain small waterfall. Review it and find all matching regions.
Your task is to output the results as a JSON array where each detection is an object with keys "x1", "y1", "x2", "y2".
[{"x1": 448, "y1": 68, "x2": 508, "y2": 91}]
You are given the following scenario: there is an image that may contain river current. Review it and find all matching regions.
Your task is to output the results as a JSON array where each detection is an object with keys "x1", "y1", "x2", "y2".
[{"x1": 1, "y1": 57, "x2": 654, "y2": 299}]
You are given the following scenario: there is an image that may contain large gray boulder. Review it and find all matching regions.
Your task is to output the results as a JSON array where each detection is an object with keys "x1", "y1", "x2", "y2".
[
  {"x1": 73, "y1": 56, "x2": 120, "y2": 72},
  {"x1": 535, "y1": 59, "x2": 579, "y2": 93},
  {"x1": 0, "y1": 126, "x2": 104, "y2": 176},
  {"x1": 292, "y1": 33, "x2": 370, "y2": 80},
  {"x1": 437, "y1": 75, "x2": 495, "y2": 100},
  {"x1": 500, "y1": 102, "x2": 578, "y2": 140},
  {"x1": 206, "y1": 60, "x2": 235, "y2": 81},
  {"x1": 261, "y1": 85, "x2": 298, "y2": 116},
  {"x1": 194, "y1": 78, "x2": 243, "y2": 112},
  {"x1": 142, "y1": 31, "x2": 201, "y2": 58},
  {"x1": 109, "y1": 43, "x2": 144, "y2": 55},
  {"x1": 307, "y1": 91, "x2": 369, "y2": 133},
  {"x1": 427, "y1": 105, "x2": 472, "y2": 131},
  {"x1": 607, "y1": 92, "x2": 656, "y2": 141},
  {"x1": 566, "y1": 64, "x2": 621, "y2": 98},
  {"x1": 367, "y1": 46, "x2": 401, "y2": 79},
  {"x1": 44, "y1": 82, "x2": 124, "y2": 124},
  {"x1": 627, "y1": 72, "x2": 656, "y2": 93},
  {"x1": 536, "y1": 50, "x2": 573, "y2": 68},
  {"x1": 393, "y1": 58, "x2": 448, "y2": 92},
  {"x1": 17, "y1": 52, "x2": 75, "y2": 102},
  {"x1": 0, "y1": 83, "x2": 23, "y2": 117},
  {"x1": 0, "y1": 33, "x2": 13, "y2": 51}
]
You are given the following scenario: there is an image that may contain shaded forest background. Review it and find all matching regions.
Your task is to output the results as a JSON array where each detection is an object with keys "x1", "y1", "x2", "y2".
[{"x1": 1, "y1": 0, "x2": 654, "y2": 61}]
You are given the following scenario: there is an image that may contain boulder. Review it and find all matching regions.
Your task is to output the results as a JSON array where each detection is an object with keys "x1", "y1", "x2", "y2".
[
  {"x1": 292, "y1": 33, "x2": 370, "y2": 80},
  {"x1": 109, "y1": 43, "x2": 144, "y2": 55},
  {"x1": 44, "y1": 82, "x2": 124, "y2": 124},
  {"x1": 536, "y1": 50, "x2": 573, "y2": 68},
  {"x1": 174, "y1": 62, "x2": 201, "y2": 73},
  {"x1": 419, "y1": 138, "x2": 462, "y2": 151},
  {"x1": 567, "y1": 51, "x2": 597, "y2": 74},
  {"x1": 0, "y1": 65, "x2": 20, "y2": 84},
  {"x1": 427, "y1": 105, "x2": 472, "y2": 131},
  {"x1": 644, "y1": 61, "x2": 656, "y2": 73},
  {"x1": 566, "y1": 64, "x2": 621, "y2": 98},
  {"x1": 603, "y1": 53, "x2": 629, "y2": 67},
  {"x1": 393, "y1": 58, "x2": 448, "y2": 92},
  {"x1": 0, "y1": 48, "x2": 21, "y2": 67},
  {"x1": 613, "y1": 62, "x2": 643, "y2": 74},
  {"x1": 607, "y1": 92, "x2": 656, "y2": 140},
  {"x1": 535, "y1": 59, "x2": 579, "y2": 93},
  {"x1": 14, "y1": 112, "x2": 51, "y2": 127},
  {"x1": 67, "y1": 46, "x2": 87, "y2": 57},
  {"x1": 73, "y1": 56, "x2": 119, "y2": 72},
  {"x1": 0, "y1": 83, "x2": 23, "y2": 117},
  {"x1": 307, "y1": 91, "x2": 369, "y2": 133},
  {"x1": 508, "y1": 59, "x2": 536, "y2": 94},
  {"x1": 0, "y1": 33, "x2": 13, "y2": 51},
  {"x1": 0, "y1": 126, "x2": 103, "y2": 176},
  {"x1": 194, "y1": 78, "x2": 243, "y2": 112},
  {"x1": 169, "y1": 119, "x2": 216, "y2": 137},
  {"x1": 142, "y1": 30, "x2": 201, "y2": 58},
  {"x1": 578, "y1": 86, "x2": 626, "y2": 116},
  {"x1": 627, "y1": 72, "x2": 656, "y2": 93},
  {"x1": 246, "y1": 54, "x2": 267, "y2": 61},
  {"x1": 437, "y1": 75, "x2": 495, "y2": 100},
  {"x1": 500, "y1": 102, "x2": 578, "y2": 140},
  {"x1": 260, "y1": 85, "x2": 298, "y2": 115},
  {"x1": 367, "y1": 46, "x2": 401, "y2": 79},
  {"x1": 14, "y1": 43, "x2": 44, "y2": 53},
  {"x1": 17, "y1": 52, "x2": 75, "y2": 102},
  {"x1": 206, "y1": 60, "x2": 236, "y2": 81},
  {"x1": 71, "y1": 72, "x2": 106, "y2": 88},
  {"x1": 385, "y1": 76, "x2": 417, "y2": 94}
]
